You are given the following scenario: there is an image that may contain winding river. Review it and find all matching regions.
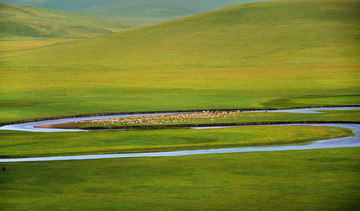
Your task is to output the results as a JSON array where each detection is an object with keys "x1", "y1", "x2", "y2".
[{"x1": 0, "y1": 107, "x2": 359, "y2": 162}]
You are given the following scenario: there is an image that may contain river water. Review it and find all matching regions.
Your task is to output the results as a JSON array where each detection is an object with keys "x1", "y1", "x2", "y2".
[{"x1": 0, "y1": 107, "x2": 359, "y2": 162}]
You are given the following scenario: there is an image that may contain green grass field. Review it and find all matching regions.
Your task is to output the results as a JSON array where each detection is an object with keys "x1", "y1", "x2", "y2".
[
  {"x1": 1, "y1": 0, "x2": 359, "y2": 124},
  {"x1": 1, "y1": 148, "x2": 359, "y2": 210},
  {"x1": 0, "y1": 38, "x2": 82, "y2": 52},
  {"x1": 0, "y1": 0, "x2": 359, "y2": 210}
]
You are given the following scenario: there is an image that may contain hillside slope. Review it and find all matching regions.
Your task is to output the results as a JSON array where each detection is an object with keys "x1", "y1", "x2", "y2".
[
  {"x1": 7, "y1": 0, "x2": 359, "y2": 67},
  {"x1": 0, "y1": 2, "x2": 127, "y2": 38},
  {"x1": 18, "y1": 0, "x2": 264, "y2": 25},
  {"x1": 0, "y1": 0, "x2": 359, "y2": 122}
]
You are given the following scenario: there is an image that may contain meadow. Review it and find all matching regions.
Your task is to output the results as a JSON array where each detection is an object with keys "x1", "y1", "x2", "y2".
[
  {"x1": 0, "y1": 0, "x2": 359, "y2": 209},
  {"x1": 0, "y1": 38, "x2": 88, "y2": 53},
  {"x1": 1, "y1": 0, "x2": 359, "y2": 124},
  {"x1": 1, "y1": 148, "x2": 359, "y2": 210}
]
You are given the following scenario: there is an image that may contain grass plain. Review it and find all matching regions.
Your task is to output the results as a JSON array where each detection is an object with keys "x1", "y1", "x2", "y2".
[
  {"x1": 0, "y1": 39, "x2": 80, "y2": 52},
  {"x1": 0, "y1": 1, "x2": 359, "y2": 209},
  {"x1": 1, "y1": 0, "x2": 359, "y2": 124},
  {"x1": 1, "y1": 148, "x2": 359, "y2": 210}
]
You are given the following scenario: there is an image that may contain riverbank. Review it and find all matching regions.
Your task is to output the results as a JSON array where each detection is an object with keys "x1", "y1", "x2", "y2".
[
  {"x1": 1, "y1": 105, "x2": 359, "y2": 127},
  {"x1": 0, "y1": 107, "x2": 359, "y2": 161},
  {"x1": 0, "y1": 123, "x2": 357, "y2": 161}
]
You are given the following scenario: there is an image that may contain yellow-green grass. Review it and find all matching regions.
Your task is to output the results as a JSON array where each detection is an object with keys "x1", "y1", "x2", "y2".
[
  {"x1": 0, "y1": 2, "x2": 127, "y2": 39},
  {"x1": 1, "y1": 148, "x2": 359, "y2": 210},
  {"x1": 0, "y1": 39, "x2": 80, "y2": 51},
  {"x1": 1, "y1": 0, "x2": 359, "y2": 124},
  {"x1": 55, "y1": 109, "x2": 360, "y2": 129},
  {"x1": 0, "y1": 125, "x2": 353, "y2": 158}
]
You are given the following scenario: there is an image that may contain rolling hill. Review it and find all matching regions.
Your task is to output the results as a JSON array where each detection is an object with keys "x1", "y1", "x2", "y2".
[
  {"x1": 15, "y1": 0, "x2": 265, "y2": 25},
  {"x1": 0, "y1": 0, "x2": 359, "y2": 122},
  {"x1": 1, "y1": 0, "x2": 28, "y2": 4},
  {"x1": 0, "y1": 2, "x2": 127, "y2": 38}
]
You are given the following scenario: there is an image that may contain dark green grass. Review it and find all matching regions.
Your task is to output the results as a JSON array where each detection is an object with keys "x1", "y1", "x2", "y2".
[
  {"x1": 1, "y1": 148, "x2": 359, "y2": 210},
  {"x1": 0, "y1": 125, "x2": 353, "y2": 158}
]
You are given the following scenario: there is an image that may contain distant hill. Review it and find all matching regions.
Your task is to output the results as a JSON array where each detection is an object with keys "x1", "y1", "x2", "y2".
[
  {"x1": 0, "y1": 2, "x2": 127, "y2": 38},
  {"x1": 6, "y1": 0, "x2": 359, "y2": 68},
  {"x1": 16, "y1": 0, "x2": 264, "y2": 26},
  {"x1": 1, "y1": 0, "x2": 29, "y2": 4}
]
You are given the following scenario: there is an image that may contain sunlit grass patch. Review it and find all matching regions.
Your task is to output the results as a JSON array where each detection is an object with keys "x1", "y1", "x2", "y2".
[{"x1": 1, "y1": 148, "x2": 359, "y2": 210}]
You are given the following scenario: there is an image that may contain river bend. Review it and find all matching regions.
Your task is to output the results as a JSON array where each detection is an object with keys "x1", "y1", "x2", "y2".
[{"x1": 0, "y1": 107, "x2": 359, "y2": 162}]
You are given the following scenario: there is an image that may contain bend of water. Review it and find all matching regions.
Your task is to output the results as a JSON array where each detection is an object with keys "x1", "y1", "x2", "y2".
[
  {"x1": 0, "y1": 123, "x2": 359, "y2": 163},
  {"x1": 0, "y1": 107, "x2": 359, "y2": 162},
  {"x1": 0, "y1": 106, "x2": 359, "y2": 133}
]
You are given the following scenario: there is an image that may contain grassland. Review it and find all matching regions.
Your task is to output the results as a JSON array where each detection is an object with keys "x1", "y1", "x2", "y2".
[
  {"x1": 0, "y1": 125, "x2": 354, "y2": 158},
  {"x1": 0, "y1": 2, "x2": 127, "y2": 39},
  {"x1": 0, "y1": 0, "x2": 359, "y2": 124},
  {"x1": 1, "y1": 148, "x2": 359, "y2": 210},
  {"x1": 0, "y1": 1, "x2": 359, "y2": 209},
  {"x1": 0, "y1": 38, "x2": 80, "y2": 51}
]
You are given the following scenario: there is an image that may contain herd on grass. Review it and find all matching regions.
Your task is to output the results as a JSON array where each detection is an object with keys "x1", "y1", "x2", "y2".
[{"x1": 73, "y1": 110, "x2": 261, "y2": 126}]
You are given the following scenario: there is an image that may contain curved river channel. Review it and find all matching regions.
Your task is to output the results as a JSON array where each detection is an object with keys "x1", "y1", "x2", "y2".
[{"x1": 0, "y1": 107, "x2": 359, "y2": 162}]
